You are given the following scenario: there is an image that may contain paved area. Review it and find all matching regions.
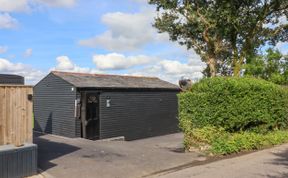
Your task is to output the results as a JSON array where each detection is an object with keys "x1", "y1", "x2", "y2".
[
  {"x1": 34, "y1": 133, "x2": 204, "y2": 178},
  {"x1": 152, "y1": 144, "x2": 288, "y2": 178}
]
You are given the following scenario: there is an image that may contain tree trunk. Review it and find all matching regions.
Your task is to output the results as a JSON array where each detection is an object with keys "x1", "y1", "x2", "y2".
[
  {"x1": 233, "y1": 69, "x2": 241, "y2": 77},
  {"x1": 208, "y1": 57, "x2": 216, "y2": 77},
  {"x1": 233, "y1": 62, "x2": 241, "y2": 77},
  {"x1": 233, "y1": 56, "x2": 244, "y2": 77}
]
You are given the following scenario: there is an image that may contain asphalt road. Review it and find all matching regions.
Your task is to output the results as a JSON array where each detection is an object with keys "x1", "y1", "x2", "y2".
[{"x1": 152, "y1": 144, "x2": 288, "y2": 178}]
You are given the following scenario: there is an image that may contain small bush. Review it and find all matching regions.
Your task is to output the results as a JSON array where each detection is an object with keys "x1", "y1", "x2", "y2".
[
  {"x1": 186, "y1": 127, "x2": 288, "y2": 155},
  {"x1": 179, "y1": 77, "x2": 288, "y2": 133}
]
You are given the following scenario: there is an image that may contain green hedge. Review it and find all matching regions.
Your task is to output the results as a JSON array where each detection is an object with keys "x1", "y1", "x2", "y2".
[{"x1": 179, "y1": 77, "x2": 288, "y2": 133}]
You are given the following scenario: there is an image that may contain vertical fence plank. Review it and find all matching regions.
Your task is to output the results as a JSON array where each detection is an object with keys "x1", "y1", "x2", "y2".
[
  {"x1": 26, "y1": 88, "x2": 33, "y2": 143},
  {"x1": 22, "y1": 87, "x2": 27, "y2": 144},
  {"x1": 6, "y1": 87, "x2": 12, "y2": 144},
  {"x1": 0, "y1": 87, "x2": 4, "y2": 145},
  {"x1": 0, "y1": 86, "x2": 33, "y2": 146},
  {"x1": 15, "y1": 87, "x2": 22, "y2": 147},
  {"x1": 2, "y1": 87, "x2": 7, "y2": 144},
  {"x1": 12, "y1": 87, "x2": 17, "y2": 146}
]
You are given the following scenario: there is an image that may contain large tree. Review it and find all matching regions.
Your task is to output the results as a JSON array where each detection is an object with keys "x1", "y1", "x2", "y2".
[{"x1": 149, "y1": 0, "x2": 288, "y2": 77}]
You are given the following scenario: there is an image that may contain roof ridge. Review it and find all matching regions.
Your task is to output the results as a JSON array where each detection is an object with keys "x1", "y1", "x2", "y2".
[{"x1": 51, "y1": 71, "x2": 158, "y2": 79}]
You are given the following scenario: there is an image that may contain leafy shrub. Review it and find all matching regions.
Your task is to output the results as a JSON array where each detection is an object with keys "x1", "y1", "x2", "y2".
[
  {"x1": 179, "y1": 77, "x2": 288, "y2": 133},
  {"x1": 186, "y1": 126, "x2": 288, "y2": 155}
]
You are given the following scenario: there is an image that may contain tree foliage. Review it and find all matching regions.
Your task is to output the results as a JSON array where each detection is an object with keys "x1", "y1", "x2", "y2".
[
  {"x1": 244, "y1": 48, "x2": 288, "y2": 85},
  {"x1": 149, "y1": 0, "x2": 288, "y2": 77}
]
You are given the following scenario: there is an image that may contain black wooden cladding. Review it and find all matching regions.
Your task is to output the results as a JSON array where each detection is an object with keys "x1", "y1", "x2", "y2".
[
  {"x1": 98, "y1": 91, "x2": 179, "y2": 140},
  {"x1": 0, "y1": 144, "x2": 37, "y2": 178},
  {"x1": 0, "y1": 74, "x2": 24, "y2": 84},
  {"x1": 34, "y1": 73, "x2": 78, "y2": 138}
]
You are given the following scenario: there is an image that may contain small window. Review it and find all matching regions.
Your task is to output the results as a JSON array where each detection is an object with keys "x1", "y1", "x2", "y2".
[{"x1": 88, "y1": 96, "x2": 98, "y2": 103}]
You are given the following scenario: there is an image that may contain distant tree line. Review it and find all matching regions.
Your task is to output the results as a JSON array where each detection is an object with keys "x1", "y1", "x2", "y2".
[{"x1": 244, "y1": 48, "x2": 288, "y2": 85}]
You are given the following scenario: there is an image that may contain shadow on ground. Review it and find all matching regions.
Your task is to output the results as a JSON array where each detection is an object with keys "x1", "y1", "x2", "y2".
[
  {"x1": 33, "y1": 133, "x2": 80, "y2": 171},
  {"x1": 263, "y1": 148, "x2": 288, "y2": 178}
]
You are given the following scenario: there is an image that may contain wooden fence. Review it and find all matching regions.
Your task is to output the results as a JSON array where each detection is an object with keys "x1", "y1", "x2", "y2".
[{"x1": 0, "y1": 85, "x2": 33, "y2": 147}]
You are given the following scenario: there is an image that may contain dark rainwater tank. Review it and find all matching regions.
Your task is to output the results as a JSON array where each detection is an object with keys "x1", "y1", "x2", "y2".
[{"x1": 0, "y1": 74, "x2": 24, "y2": 84}]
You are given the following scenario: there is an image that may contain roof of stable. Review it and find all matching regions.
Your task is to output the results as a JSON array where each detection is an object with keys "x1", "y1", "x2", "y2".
[{"x1": 51, "y1": 71, "x2": 180, "y2": 90}]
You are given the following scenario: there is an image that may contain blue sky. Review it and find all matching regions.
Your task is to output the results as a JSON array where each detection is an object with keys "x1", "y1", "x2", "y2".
[{"x1": 0, "y1": 0, "x2": 286, "y2": 84}]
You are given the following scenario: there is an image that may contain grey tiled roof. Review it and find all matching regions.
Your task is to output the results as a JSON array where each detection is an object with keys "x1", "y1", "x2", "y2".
[{"x1": 52, "y1": 71, "x2": 180, "y2": 90}]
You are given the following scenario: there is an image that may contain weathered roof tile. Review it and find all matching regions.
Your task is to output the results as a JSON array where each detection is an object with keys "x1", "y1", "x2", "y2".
[{"x1": 52, "y1": 71, "x2": 180, "y2": 90}]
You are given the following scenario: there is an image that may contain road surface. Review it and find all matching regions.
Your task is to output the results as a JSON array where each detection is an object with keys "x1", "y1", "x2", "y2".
[{"x1": 152, "y1": 144, "x2": 288, "y2": 178}]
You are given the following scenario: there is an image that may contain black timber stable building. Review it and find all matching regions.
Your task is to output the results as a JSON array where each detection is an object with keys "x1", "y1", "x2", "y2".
[
  {"x1": 34, "y1": 71, "x2": 180, "y2": 140},
  {"x1": 0, "y1": 74, "x2": 24, "y2": 84}
]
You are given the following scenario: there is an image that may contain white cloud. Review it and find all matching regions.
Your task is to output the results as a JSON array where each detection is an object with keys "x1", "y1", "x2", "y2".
[
  {"x1": 132, "y1": 0, "x2": 148, "y2": 3},
  {"x1": 158, "y1": 60, "x2": 203, "y2": 75},
  {"x1": 78, "y1": 1, "x2": 203, "y2": 83},
  {"x1": 0, "y1": 0, "x2": 77, "y2": 30},
  {"x1": 24, "y1": 48, "x2": 33, "y2": 57},
  {"x1": 276, "y1": 42, "x2": 288, "y2": 54},
  {"x1": 51, "y1": 53, "x2": 204, "y2": 84},
  {"x1": 0, "y1": 13, "x2": 18, "y2": 29},
  {"x1": 0, "y1": 46, "x2": 8, "y2": 54},
  {"x1": 0, "y1": 58, "x2": 44, "y2": 84},
  {"x1": 0, "y1": 0, "x2": 29, "y2": 12},
  {"x1": 129, "y1": 59, "x2": 205, "y2": 84},
  {"x1": 53, "y1": 56, "x2": 89, "y2": 72},
  {"x1": 33, "y1": 0, "x2": 76, "y2": 8},
  {"x1": 79, "y1": 9, "x2": 169, "y2": 51},
  {"x1": 91, "y1": 52, "x2": 204, "y2": 83},
  {"x1": 92, "y1": 53, "x2": 153, "y2": 70},
  {"x1": 52, "y1": 56, "x2": 103, "y2": 73},
  {"x1": 0, "y1": 0, "x2": 76, "y2": 12}
]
